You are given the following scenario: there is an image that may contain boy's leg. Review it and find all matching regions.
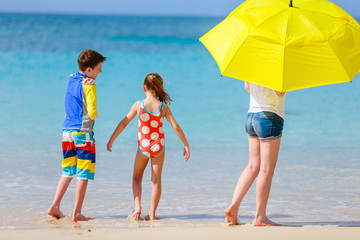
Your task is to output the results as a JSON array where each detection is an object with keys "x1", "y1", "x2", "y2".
[
  {"x1": 132, "y1": 149, "x2": 150, "y2": 218},
  {"x1": 225, "y1": 137, "x2": 261, "y2": 225},
  {"x1": 71, "y1": 132, "x2": 96, "y2": 222},
  {"x1": 48, "y1": 131, "x2": 77, "y2": 219},
  {"x1": 146, "y1": 151, "x2": 165, "y2": 221},
  {"x1": 253, "y1": 137, "x2": 281, "y2": 226},
  {"x1": 72, "y1": 179, "x2": 91, "y2": 222},
  {"x1": 47, "y1": 176, "x2": 73, "y2": 219}
]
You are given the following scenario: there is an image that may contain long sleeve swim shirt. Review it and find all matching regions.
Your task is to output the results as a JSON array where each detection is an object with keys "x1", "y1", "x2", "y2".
[{"x1": 63, "y1": 72, "x2": 98, "y2": 132}]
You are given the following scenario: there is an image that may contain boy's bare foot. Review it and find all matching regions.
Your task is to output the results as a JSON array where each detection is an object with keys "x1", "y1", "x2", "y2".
[
  {"x1": 225, "y1": 206, "x2": 239, "y2": 225},
  {"x1": 72, "y1": 213, "x2": 93, "y2": 222},
  {"x1": 253, "y1": 216, "x2": 281, "y2": 226},
  {"x1": 47, "y1": 207, "x2": 64, "y2": 219}
]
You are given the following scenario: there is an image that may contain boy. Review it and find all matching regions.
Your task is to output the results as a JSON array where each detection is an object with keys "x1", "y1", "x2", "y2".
[{"x1": 47, "y1": 49, "x2": 106, "y2": 222}]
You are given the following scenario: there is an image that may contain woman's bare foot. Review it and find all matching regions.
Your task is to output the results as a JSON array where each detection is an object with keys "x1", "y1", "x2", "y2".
[
  {"x1": 128, "y1": 209, "x2": 142, "y2": 220},
  {"x1": 225, "y1": 206, "x2": 239, "y2": 225},
  {"x1": 72, "y1": 213, "x2": 93, "y2": 222},
  {"x1": 145, "y1": 213, "x2": 159, "y2": 221},
  {"x1": 253, "y1": 216, "x2": 281, "y2": 226},
  {"x1": 47, "y1": 206, "x2": 64, "y2": 219}
]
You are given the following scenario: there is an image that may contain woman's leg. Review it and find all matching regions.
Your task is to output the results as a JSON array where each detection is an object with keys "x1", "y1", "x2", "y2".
[
  {"x1": 132, "y1": 149, "x2": 149, "y2": 217},
  {"x1": 253, "y1": 137, "x2": 281, "y2": 226},
  {"x1": 146, "y1": 150, "x2": 165, "y2": 220},
  {"x1": 225, "y1": 137, "x2": 261, "y2": 224}
]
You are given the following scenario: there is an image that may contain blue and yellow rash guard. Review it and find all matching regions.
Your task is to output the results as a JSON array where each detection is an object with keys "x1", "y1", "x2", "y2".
[{"x1": 63, "y1": 72, "x2": 98, "y2": 132}]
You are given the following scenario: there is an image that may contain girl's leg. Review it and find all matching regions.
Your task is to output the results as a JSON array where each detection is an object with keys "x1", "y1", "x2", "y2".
[
  {"x1": 253, "y1": 137, "x2": 281, "y2": 226},
  {"x1": 47, "y1": 176, "x2": 72, "y2": 219},
  {"x1": 225, "y1": 137, "x2": 261, "y2": 225},
  {"x1": 146, "y1": 150, "x2": 165, "y2": 220},
  {"x1": 132, "y1": 149, "x2": 149, "y2": 217},
  {"x1": 72, "y1": 179, "x2": 91, "y2": 222}
]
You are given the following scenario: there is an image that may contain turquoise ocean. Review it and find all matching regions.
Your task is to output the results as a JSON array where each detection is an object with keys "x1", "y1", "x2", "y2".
[{"x1": 0, "y1": 13, "x2": 359, "y2": 229}]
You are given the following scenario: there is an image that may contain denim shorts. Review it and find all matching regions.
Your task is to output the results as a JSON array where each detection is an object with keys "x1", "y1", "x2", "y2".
[{"x1": 245, "y1": 112, "x2": 284, "y2": 141}]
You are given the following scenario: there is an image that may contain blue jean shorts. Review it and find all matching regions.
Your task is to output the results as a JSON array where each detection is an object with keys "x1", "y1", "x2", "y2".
[{"x1": 245, "y1": 112, "x2": 284, "y2": 141}]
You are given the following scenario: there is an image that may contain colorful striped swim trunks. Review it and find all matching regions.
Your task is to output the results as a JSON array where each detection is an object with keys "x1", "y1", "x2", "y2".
[{"x1": 62, "y1": 131, "x2": 96, "y2": 180}]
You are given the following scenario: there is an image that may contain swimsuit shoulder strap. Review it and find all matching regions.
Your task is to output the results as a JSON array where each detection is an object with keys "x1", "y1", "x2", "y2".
[
  {"x1": 139, "y1": 100, "x2": 143, "y2": 114},
  {"x1": 161, "y1": 102, "x2": 165, "y2": 118}
]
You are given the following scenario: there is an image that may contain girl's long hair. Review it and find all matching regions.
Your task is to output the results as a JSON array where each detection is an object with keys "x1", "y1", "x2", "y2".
[{"x1": 144, "y1": 73, "x2": 173, "y2": 105}]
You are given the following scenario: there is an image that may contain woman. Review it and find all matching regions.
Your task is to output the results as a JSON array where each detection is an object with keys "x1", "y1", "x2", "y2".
[{"x1": 225, "y1": 82, "x2": 285, "y2": 226}]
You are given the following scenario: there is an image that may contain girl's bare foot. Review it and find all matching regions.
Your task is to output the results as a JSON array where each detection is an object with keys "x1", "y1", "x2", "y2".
[
  {"x1": 253, "y1": 216, "x2": 281, "y2": 226},
  {"x1": 72, "y1": 213, "x2": 93, "y2": 222},
  {"x1": 225, "y1": 206, "x2": 239, "y2": 225},
  {"x1": 47, "y1": 206, "x2": 64, "y2": 219}
]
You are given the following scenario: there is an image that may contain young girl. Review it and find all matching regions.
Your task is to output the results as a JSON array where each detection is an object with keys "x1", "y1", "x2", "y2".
[{"x1": 107, "y1": 73, "x2": 190, "y2": 221}]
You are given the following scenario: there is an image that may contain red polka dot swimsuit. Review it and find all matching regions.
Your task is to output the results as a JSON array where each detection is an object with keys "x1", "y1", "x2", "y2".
[{"x1": 138, "y1": 100, "x2": 165, "y2": 158}]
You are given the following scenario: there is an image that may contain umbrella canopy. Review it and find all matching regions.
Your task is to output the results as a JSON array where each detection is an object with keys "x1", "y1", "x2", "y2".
[{"x1": 199, "y1": 0, "x2": 360, "y2": 92}]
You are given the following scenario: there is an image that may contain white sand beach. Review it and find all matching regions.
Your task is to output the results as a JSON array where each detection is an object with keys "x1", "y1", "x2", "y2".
[{"x1": 1, "y1": 226, "x2": 360, "y2": 240}]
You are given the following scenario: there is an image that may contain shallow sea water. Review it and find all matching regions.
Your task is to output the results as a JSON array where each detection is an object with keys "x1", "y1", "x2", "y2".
[{"x1": 0, "y1": 13, "x2": 359, "y2": 229}]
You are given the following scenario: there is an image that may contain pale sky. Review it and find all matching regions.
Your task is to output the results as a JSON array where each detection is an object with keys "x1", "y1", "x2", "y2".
[{"x1": 1, "y1": 0, "x2": 360, "y2": 18}]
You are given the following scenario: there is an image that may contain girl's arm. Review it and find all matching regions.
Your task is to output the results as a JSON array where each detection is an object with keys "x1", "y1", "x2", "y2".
[
  {"x1": 164, "y1": 105, "x2": 190, "y2": 161},
  {"x1": 107, "y1": 101, "x2": 139, "y2": 152}
]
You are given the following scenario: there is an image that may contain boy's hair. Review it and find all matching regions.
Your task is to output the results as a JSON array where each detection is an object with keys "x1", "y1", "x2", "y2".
[
  {"x1": 144, "y1": 73, "x2": 173, "y2": 105},
  {"x1": 78, "y1": 49, "x2": 106, "y2": 72}
]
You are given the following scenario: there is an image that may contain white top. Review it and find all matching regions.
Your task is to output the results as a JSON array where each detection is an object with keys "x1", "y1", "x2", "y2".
[{"x1": 248, "y1": 83, "x2": 286, "y2": 120}]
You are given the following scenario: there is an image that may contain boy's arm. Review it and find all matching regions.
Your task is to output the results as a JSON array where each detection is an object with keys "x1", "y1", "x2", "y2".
[
  {"x1": 107, "y1": 101, "x2": 139, "y2": 152},
  {"x1": 83, "y1": 82, "x2": 98, "y2": 120},
  {"x1": 164, "y1": 105, "x2": 190, "y2": 161}
]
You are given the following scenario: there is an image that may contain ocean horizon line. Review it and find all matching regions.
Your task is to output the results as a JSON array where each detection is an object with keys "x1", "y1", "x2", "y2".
[
  {"x1": 0, "y1": 11, "x2": 227, "y2": 19},
  {"x1": 1, "y1": 10, "x2": 358, "y2": 22}
]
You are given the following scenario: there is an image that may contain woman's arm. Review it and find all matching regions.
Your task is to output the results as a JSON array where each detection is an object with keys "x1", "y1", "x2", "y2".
[
  {"x1": 164, "y1": 105, "x2": 190, "y2": 161},
  {"x1": 274, "y1": 90, "x2": 286, "y2": 96},
  {"x1": 246, "y1": 81, "x2": 285, "y2": 96},
  {"x1": 244, "y1": 82, "x2": 250, "y2": 94},
  {"x1": 107, "y1": 101, "x2": 139, "y2": 152}
]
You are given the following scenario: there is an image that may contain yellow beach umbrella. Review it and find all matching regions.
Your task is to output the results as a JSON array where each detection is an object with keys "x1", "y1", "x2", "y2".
[{"x1": 199, "y1": 0, "x2": 360, "y2": 92}]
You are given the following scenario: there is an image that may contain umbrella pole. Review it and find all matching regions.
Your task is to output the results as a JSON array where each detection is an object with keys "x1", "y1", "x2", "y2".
[{"x1": 289, "y1": 0, "x2": 293, "y2": 7}]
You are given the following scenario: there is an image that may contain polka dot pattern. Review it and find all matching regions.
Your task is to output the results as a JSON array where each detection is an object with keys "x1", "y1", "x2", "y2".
[
  {"x1": 138, "y1": 100, "x2": 165, "y2": 158},
  {"x1": 140, "y1": 113, "x2": 150, "y2": 122},
  {"x1": 151, "y1": 132, "x2": 159, "y2": 140},
  {"x1": 142, "y1": 139, "x2": 150, "y2": 147},
  {"x1": 150, "y1": 120, "x2": 159, "y2": 128},
  {"x1": 142, "y1": 126, "x2": 150, "y2": 134},
  {"x1": 151, "y1": 144, "x2": 160, "y2": 152}
]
